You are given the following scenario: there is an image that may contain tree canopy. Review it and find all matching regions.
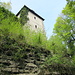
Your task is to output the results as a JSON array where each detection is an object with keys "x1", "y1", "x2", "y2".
[
  {"x1": 53, "y1": 0, "x2": 75, "y2": 56},
  {"x1": 0, "y1": 1, "x2": 11, "y2": 10},
  {"x1": 45, "y1": 0, "x2": 75, "y2": 74}
]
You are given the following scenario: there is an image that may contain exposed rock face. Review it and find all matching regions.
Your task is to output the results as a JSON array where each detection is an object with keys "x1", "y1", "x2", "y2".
[
  {"x1": 0, "y1": 46, "x2": 50, "y2": 75},
  {"x1": 1, "y1": 46, "x2": 74, "y2": 75}
]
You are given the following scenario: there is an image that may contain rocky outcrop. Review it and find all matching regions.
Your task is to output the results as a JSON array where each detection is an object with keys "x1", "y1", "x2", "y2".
[
  {"x1": 0, "y1": 46, "x2": 51, "y2": 75},
  {"x1": 1, "y1": 46, "x2": 74, "y2": 75}
]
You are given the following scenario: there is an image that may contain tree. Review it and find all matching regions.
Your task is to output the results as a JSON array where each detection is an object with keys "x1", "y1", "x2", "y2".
[
  {"x1": 45, "y1": 1, "x2": 75, "y2": 74},
  {"x1": 0, "y1": 6, "x2": 24, "y2": 48},
  {"x1": 53, "y1": 0, "x2": 75, "y2": 56},
  {"x1": 0, "y1": 1, "x2": 11, "y2": 10},
  {"x1": 45, "y1": 35, "x2": 74, "y2": 74},
  {"x1": 47, "y1": 35, "x2": 66, "y2": 55}
]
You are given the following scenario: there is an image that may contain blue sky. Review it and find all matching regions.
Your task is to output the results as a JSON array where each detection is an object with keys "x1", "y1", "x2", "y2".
[{"x1": 1, "y1": 0, "x2": 67, "y2": 39}]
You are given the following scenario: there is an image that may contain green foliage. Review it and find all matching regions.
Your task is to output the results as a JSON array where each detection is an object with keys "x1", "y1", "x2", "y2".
[
  {"x1": 0, "y1": 7, "x2": 24, "y2": 38},
  {"x1": 45, "y1": 0, "x2": 75, "y2": 74},
  {"x1": 0, "y1": 1, "x2": 75, "y2": 74},
  {"x1": 45, "y1": 35, "x2": 71, "y2": 67},
  {"x1": 20, "y1": 7, "x2": 29, "y2": 26},
  {"x1": 0, "y1": 1, "x2": 11, "y2": 10},
  {"x1": 23, "y1": 26, "x2": 47, "y2": 48},
  {"x1": 0, "y1": 6, "x2": 25, "y2": 55},
  {"x1": 53, "y1": 0, "x2": 75, "y2": 56},
  {"x1": 47, "y1": 35, "x2": 66, "y2": 54},
  {"x1": 0, "y1": 6, "x2": 47, "y2": 61}
]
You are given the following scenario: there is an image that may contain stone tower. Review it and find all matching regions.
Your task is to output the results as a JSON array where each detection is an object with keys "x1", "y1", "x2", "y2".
[{"x1": 16, "y1": 5, "x2": 45, "y2": 32}]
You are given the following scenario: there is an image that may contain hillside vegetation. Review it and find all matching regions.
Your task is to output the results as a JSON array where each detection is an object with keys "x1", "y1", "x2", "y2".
[
  {"x1": 0, "y1": 6, "x2": 50, "y2": 75},
  {"x1": 0, "y1": 0, "x2": 75, "y2": 75}
]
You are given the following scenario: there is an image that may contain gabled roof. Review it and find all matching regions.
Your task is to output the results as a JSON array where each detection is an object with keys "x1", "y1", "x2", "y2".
[{"x1": 16, "y1": 5, "x2": 44, "y2": 21}]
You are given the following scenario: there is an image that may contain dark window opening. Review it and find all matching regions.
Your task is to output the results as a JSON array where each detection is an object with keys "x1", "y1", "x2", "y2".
[
  {"x1": 35, "y1": 25, "x2": 37, "y2": 28},
  {"x1": 34, "y1": 17, "x2": 36, "y2": 19}
]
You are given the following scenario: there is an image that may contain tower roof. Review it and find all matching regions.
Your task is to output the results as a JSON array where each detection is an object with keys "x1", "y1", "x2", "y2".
[{"x1": 16, "y1": 5, "x2": 44, "y2": 21}]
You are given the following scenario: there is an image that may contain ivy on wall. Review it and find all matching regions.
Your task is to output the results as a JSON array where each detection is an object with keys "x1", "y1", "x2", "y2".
[{"x1": 20, "y1": 7, "x2": 29, "y2": 26}]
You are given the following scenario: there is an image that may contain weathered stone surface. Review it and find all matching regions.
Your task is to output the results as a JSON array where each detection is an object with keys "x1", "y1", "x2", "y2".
[{"x1": 0, "y1": 46, "x2": 51, "y2": 75}]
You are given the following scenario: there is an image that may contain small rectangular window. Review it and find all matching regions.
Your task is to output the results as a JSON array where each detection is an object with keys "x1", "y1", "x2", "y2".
[
  {"x1": 34, "y1": 17, "x2": 36, "y2": 19},
  {"x1": 35, "y1": 25, "x2": 37, "y2": 28}
]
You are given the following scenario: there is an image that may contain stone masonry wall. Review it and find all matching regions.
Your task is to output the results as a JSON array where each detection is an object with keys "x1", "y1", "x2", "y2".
[{"x1": 0, "y1": 46, "x2": 50, "y2": 75}]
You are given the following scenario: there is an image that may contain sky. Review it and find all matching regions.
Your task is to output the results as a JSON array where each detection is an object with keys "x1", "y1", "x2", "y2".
[{"x1": 1, "y1": 0, "x2": 67, "y2": 39}]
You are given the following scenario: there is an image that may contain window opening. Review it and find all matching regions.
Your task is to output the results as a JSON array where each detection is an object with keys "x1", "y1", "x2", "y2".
[
  {"x1": 34, "y1": 17, "x2": 36, "y2": 19},
  {"x1": 35, "y1": 25, "x2": 37, "y2": 28}
]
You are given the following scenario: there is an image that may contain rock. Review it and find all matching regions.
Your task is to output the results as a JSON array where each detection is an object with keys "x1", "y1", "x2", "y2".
[{"x1": 0, "y1": 46, "x2": 51, "y2": 75}]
